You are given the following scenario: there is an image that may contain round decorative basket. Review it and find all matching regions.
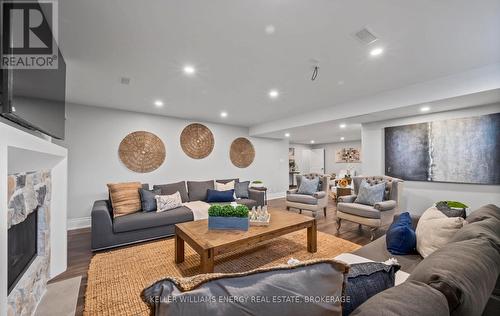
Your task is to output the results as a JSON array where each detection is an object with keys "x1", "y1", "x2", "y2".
[
  {"x1": 118, "y1": 131, "x2": 166, "y2": 173},
  {"x1": 230, "y1": 137, "x2": 255, "y2": 168},
  {"x1": 180, "y1": 123, "x2": 215, "y2": 159}
]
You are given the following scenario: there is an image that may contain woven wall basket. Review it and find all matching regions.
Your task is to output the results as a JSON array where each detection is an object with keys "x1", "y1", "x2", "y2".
[
  {"x1": 118, "y1": 131, "x2": 166, "y2": 173},
  {"x1": 180, "y1": 123, "x2": 215, "y2": 159},
  {"x1": 230, "y1": 137, "x2": 255, "y2": 168}
]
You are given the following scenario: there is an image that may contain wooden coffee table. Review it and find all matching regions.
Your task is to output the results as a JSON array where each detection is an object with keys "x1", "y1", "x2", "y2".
[{"x1": 175, "y1": 210, "x2": 317, "y2": 273}]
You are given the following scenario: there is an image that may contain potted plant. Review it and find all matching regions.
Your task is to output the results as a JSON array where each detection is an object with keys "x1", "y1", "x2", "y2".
[
  {"x1": 208, "y1": 204, "x2": 249, "y2": 231},
  {"x1": 435, "y1": 200, "x2": 469, "y2": 217},
  {"x1": 251, "y1": 180, "x2": 264, "y2": 188}
]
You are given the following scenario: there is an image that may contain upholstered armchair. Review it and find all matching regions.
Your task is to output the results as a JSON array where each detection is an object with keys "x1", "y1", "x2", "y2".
[
  {"x1": 286, "y1": 173, "x2": 330, "y2": 217},
  {"x1": 336, "y1": 176, "x2": 403, "y2": 240}
]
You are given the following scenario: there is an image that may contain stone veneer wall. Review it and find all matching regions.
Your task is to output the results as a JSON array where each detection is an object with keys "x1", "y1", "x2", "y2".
[{"x1": 7, "y1": 170, "x2": 51, "y2": 316}]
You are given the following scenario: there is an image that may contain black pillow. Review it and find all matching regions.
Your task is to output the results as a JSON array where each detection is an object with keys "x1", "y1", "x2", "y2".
[
  {"x1": 140, "y1": 188, "x2": 161, "y2": 212},
  {"x1": 343, "y1": 262, "x2": 400, "y2": 316}
]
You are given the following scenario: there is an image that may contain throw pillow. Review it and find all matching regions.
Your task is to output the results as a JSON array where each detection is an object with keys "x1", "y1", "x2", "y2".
[
  {"x1": 415, "y1": 206, "x2": 466, "y2": 258},
  {"x1": 385, "y1": 212, "x2": 416, "y2": 255},
  {"x1": 107, "y1": 182, "x2": 142, "y2": 218},
  {"x1": 354, "y1": 180, "x2": 386, "y2": 206},
  {"x1": 234, "y1": 181, "x2": 250, "y2": 199},
  {"x1": 343, "y1": 262, "x2": 400, "y2": 316},
  {"x1": 215, "y1": 180, "x2": 235, "y2": 191},
  {"x1": 206, "y1": 189, "x2": 235, "y2": 203},
  {"x1": 297, "y1": 176, "x2": 320, "y2": 195},
  {"x1": 139, "y1": 188, "x2": 161, "y2": 212},
  {"x1": 155, "y1": 192, "x2": 183, "y2": 212},
  {"x1": 142, "y1": 259, "x2": 348, "y2": 316}
]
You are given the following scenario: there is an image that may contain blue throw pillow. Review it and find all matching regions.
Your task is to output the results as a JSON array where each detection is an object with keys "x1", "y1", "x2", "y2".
[
  {"x1": 354, "y1": 180, "x2": 385, "y2": 205},
  {"x1": 139, "y1": 188, "x2": 161, "y2": 212},
  {"x1": 206, "y1": 189, "x2": 235, "y2": 203},
  {"x1": 297, "y1": 176, "x2": 320, "y2": 195},
  {"x1": 386, "y1": 212, "x2": 416, "y2": 255},
  {"x1": 343, "y1": 262, "x2": 400, "y2": 316}
]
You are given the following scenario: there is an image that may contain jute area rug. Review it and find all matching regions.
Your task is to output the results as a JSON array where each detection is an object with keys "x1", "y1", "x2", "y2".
[{"x1": 84, "y1": 230, "x2": 361, "y2": 315}]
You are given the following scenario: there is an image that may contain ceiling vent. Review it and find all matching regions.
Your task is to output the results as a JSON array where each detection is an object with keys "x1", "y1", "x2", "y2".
[{"x1": 353, "y1": 27, "x2": 378, "y2": 45}]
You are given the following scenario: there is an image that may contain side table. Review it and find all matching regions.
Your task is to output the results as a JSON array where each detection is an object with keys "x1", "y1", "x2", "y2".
[{"x1": 250, "y1": 186, "x2": 267, "y2": 205}]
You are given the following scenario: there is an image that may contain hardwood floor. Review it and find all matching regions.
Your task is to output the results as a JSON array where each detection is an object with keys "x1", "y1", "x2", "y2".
[{"x1": 51, "y1": 198, "x2": 372, "y2": 316}]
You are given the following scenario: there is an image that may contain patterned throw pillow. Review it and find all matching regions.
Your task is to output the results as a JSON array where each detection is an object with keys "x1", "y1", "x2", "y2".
[
  {"x1": 107, "y1": 182, "x2": 142, "y2": 218},
  {"x1": 297, "y1": 176, "x2": 320, "y2": 195},
  {"x1": 215, "y1": 180, "x2": 235, "y2": 191},
  {"x1": 354, "y1": 180, "x2": 386, "y2": 206},
  {"x1": 235, "y1": 181, "x2": 250, "y2": 199},
  {"x1": 155, "y1": 191, "x2": 183, "y2": 212}
]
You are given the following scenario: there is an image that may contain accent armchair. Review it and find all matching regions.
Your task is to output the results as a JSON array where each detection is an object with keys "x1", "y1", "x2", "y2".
[
  {"x1": 336, "y1": 176, "x2": 403, "y2": 240},
  {"x1": 286, "y1": 173, "x2": 330, "y2": 218}
]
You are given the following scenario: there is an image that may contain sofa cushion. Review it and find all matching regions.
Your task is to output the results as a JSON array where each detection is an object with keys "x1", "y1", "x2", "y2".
[
  {"x1": 337, "y1": 203, "x2": 381, "y2": 219},
  {"x1": 153, "y1": 181, "x2": 189, "y2": 203},
  {"x1": 214, "y1": 198, "x2": 257, "y2": 209},
  {"x1": 343, "y1": 262, "x2": 400, "y2": 315},
  {"x1": 450, "y1": 217, "x2": 500, "y2": 247},
  {"x1": 187, "y1": 180, "x2": 214, "y2": 202},
  {"x1": 206, "y1": 189, "x2": 235, "y2": 203},
  {"x1": 409, "y1": 238, "x2": 500, "y2": 316},
  {"x1": 234, "y1": 181, "x2": 250, "y2": 198},
  {"x1": 351, "y1": 280, "x2": 449, "y2": 316},
  {"x1": 353, "y1": 236, "x2": 422, "y2": 273},
  {"x1": 386, "y1": 212, "x2": 416, "y2": 255},
  {"x1": 142, "y1": 259, "x2": 348, "y2": 316},
  {"x1": 107, "y1": 182, "x2": 142, "y2": 218},
  {"x1": 354, "y1": 180, "x2": 386, "y2": 206},
  {"x1": 415, "y1": 206, "x2": 466, "y2": 258},
  {"x1": 139, "y1": 188, "x2": 161, "y2": 212},
  {"x1": 113, "y1": 206, "x2": 193, "y2": 233},
  {"x1": 287, "y1": 193, "x2": 318, "y2": 205},
  {"x1": 466, "y1": 204, "x2": 500, "y2": 223}
]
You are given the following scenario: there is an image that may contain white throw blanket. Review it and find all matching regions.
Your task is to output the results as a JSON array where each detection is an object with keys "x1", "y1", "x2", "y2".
[{"x1": 183, "y1": 201, "x2": 211, "y2": 221}]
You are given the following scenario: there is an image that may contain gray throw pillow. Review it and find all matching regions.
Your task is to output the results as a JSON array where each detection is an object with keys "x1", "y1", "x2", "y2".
[
  {"x1": 235, "y1": 181, "x2": 250, "y2": 199},
  {"x1": 297, "y1": 176, "x2": 320, "y2": 195},
  {"x1": 355, "y1": 180, "x2": 385, "y2": 206},
  {"x1": 139, "y1": 188, "x2": 161, "y2": 212}
]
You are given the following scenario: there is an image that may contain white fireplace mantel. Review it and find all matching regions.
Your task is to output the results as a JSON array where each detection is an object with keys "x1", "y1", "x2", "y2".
[{"x1": 0, "y1": 122, "x2": 68, "y2": 316}]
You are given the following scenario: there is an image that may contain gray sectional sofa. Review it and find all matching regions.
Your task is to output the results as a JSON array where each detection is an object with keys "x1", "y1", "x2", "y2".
[
  {"x1": 91, "y1": 179, "x2": 265, "y2": 251},
  {"x1": 351, "y1": 204, "x2": 500, "y2": 316}
]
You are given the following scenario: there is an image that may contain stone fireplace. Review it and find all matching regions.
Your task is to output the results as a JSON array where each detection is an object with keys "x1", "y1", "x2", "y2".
[{"x1": 7, "y1": 171, "x2": 51, "y2": 316}]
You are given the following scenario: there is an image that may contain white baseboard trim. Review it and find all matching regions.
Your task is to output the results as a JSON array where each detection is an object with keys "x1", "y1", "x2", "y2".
[
  {"x1": 268, "y1": 191, "x2": 286, "y2": 200},
  {"x1": 67, "y1": 217, "x2": 91, "y2": 230}
]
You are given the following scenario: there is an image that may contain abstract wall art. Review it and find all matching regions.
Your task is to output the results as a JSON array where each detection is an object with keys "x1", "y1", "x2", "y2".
[
  {"x1": 385, "y1": 113, "x2": 500, "y2": 184},
  {"x1": 336, "y1": 147, "x2": 361, "y2": 163}
]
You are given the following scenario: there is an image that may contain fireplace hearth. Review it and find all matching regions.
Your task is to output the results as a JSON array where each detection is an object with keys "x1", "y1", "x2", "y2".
[{"x1": 8, "y1": 208, "x2": 38, "y2": 294}]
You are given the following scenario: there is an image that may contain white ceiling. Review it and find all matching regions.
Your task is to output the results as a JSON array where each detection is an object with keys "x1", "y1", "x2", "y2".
[
  {"x1": 59, "y1": 0, "x2": 500, "y2": 130},
  {"x1": 280, "y1": 89, "x2": 500, "y2": 144}
]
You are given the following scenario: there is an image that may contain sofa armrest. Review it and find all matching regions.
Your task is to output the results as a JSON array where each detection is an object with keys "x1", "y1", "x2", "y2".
[
  {"x1": 337, "y1": 194, "x2": 357, "y2": 203},
  {"x1": 374, "y1": 200, "x2": 397, "y2": 211},
  {"x1": 287, "y1": 188, "x2": 298, "y2": 194},
  {"x1": 91, "y1": 200, "x2": 114, "y2": 250},
  {"x1": 248, "y1": 189, "x2": 265, "y2": 207},
  {"x1": 313, "y1": 191, "x2": 326, "y2": 199}
]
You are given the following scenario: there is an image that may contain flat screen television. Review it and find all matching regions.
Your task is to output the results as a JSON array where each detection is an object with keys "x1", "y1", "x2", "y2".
[{"x1": 0, "y1": 49, "x2": 66, "y2": 139}]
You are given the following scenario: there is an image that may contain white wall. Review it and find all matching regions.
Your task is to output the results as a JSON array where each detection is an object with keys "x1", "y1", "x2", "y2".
[
  {"x1": 59, "y1": 103, "x2": 289, "y2": 226},
  {"x1": 313, "y1": 141, "x2": 362, "y2": 176},
  {"x1": 289, "y1": 143, "x2": 312, "y2": 173},
  {"x1": 362, "y1": 103, "x2": 500, "y2": 214}
]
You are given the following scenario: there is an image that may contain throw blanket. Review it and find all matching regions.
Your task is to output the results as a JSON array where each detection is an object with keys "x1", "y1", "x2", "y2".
[{"x1": 183, "y1": 201, "x2": 210, "y2": 220}]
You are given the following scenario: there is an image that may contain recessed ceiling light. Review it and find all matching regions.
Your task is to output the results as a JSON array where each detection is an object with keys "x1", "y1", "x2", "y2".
[
  {"x1": 220, "y1": 111, "x2": 228, "y2": 118},
  {"x1": 269, "y1": 89, "x2": 279, "y2": 99},
  {"x1": 154, "y1": 100, "x2": 164, "y2": 107},
  {"x1": 265, "y1": 25, "x2": 276, "y2": 34},
  {"x1": 339, "y1": 123, "x2": 347, "y2": 129},
  {"x1": 183, "y1": 65, "x2": 196, "y2": 75},
  {"x1": 337, "y1": 80, "x2": 344, "y2": 85},
  {"x1": 340, "y1": 137, "x2": 345, "y2": 141},
  {"x1": 369, "y1": 47, "x2": 384, "y2": 57},
  {"x1": 420, "y1": 106, "x2": 431, "y2": 112},
  {"x1": 284, "y1": 132, "x2": 290, "y2": 138},
  {"x1": 310, "y1": 140, "x2": 315, "y2": 144}
]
